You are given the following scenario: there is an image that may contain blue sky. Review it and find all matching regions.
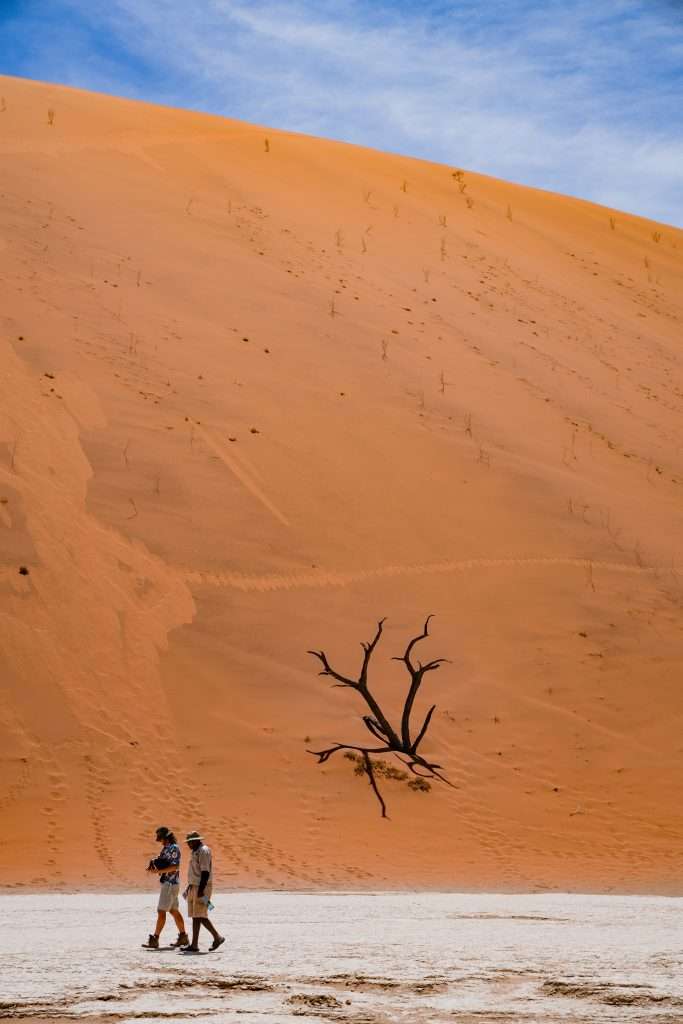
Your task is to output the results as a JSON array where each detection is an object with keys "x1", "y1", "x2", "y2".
[{"x1": 2, "y1": 1, "x2": 682, "y2": 225}]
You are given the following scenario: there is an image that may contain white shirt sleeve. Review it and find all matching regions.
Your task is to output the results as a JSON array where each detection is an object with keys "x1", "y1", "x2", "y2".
[{"x1": 197, "y1": 846, "x2": 212, "y2": 873}]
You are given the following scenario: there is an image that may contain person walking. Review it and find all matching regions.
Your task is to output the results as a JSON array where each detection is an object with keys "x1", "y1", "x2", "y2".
[
  {"x1": 142, "y1": 826, "x2": 189, "y2": 949},
  {"x1": 182, "y1": 830, "x2": 225, "y2": 953}
]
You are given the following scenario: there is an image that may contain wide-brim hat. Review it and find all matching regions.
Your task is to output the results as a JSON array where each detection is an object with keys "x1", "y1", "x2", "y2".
[{"x1": 185, "y1": 830, "x2": 203, "y2": 843}]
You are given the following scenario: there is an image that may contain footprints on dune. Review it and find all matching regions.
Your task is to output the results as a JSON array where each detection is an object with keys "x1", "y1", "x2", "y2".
[
  {"x1": 1, "y1": 753, "x2": 69, "y2": 886},
  {"x1": 280, "y1": 755, "x2": 378, "y2": 887},
  {"x1": 0, "y1": 756, "x2": 31, "y2": 817},
  {"x1": 213, "y1": 813, "x2": 325, "y2": 888},
  {"x1": 83, "y1": 753, "x2": 118, "y2": 874},
  {"x1": 208, "y1": 806, "x2": 376, "y2": 889},
  {"x1": 41, "y1": 758, "x2": 68, "y2": 878},
  {"x1": 183, "y1": 554, "x2": 669, "y2": 594}
]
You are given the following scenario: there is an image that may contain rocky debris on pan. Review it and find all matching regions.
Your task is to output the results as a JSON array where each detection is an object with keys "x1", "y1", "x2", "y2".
[
  {"x1": 287, "y1": 992, "x2": 345, "y2": 1016},
  {"x1": 542, "y1": 979, "x2": 683, "y2": 1007}
]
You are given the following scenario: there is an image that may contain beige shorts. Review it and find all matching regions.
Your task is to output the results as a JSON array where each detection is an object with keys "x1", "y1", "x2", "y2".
[
  {"x1": 186, "y1": 884, "x2": 213, "y2": 918},
  {"x1": 157, "y1": 882, "x2": 180, "y2": 912}
]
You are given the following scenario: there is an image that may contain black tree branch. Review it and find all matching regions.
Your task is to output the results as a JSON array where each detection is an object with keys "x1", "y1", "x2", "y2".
[
  {"x1": 363, "y1": 750, "x2": 387, "y2": 818},
  {"x1": 307, "y1": 617, "x2": 451, "y2": 816}
]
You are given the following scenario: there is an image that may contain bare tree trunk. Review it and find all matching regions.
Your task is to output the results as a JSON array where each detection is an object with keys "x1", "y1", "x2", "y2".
[{"x1": 308, "y1": 617, "x2": 452, "y2": 816}]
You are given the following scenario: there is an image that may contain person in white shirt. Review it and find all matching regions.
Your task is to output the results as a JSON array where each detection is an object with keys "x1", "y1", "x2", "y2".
[{"x1": 182, "y1": 830, "x2": 225, "y2": 952}]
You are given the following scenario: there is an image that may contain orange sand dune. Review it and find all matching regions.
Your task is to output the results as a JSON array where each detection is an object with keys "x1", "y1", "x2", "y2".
[{"x1": 1, "y1": 75, "x2": 682, "y2": 893}]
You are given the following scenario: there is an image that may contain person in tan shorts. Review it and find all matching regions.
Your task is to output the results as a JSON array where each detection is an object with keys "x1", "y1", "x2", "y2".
[
  {"x1": 181, "y1": 831, "x2": 225, "y2": 953},
  {"x1": 143, "y1": 827, "x2": 189, "y2": 949}
]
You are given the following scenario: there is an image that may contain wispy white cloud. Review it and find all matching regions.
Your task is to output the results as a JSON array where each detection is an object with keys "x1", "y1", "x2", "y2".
[{"x1": 3, "y1": 0, "x2": 682, "y2": 224}]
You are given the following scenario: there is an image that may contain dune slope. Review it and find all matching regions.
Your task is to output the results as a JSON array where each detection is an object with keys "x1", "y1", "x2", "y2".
[{"x1": 1, "y1": 75, "x2": 682, "y2": 892}]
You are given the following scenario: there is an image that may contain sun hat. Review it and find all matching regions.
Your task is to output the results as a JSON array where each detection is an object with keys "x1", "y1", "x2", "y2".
[{"x1": 185, "y1": 830, "x2": 203, "y2": 843}]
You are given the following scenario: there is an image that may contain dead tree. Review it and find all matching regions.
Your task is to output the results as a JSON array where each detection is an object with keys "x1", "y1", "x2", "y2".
[{"x1": 307, "y1": 616, "x2": 451, "y2": 817}]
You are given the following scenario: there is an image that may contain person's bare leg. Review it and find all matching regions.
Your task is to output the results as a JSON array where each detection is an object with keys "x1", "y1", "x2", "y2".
[
  {"x1": 155, "y1": 910, "x2": 167, "y2": 937},
  {"x1": 189, "y1": 918, "x2": 201, "y2": 949},
  {"x1": 171, "y1": 908, "x2": 186, "y2": 934},
  {"x1": 200, "y1": 917, "x2": 221, "y2": 941}
]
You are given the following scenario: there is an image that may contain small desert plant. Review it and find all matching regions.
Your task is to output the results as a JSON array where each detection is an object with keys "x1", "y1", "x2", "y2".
[
  {"x1": 47, "y1": 108, "x2": 55, "y2": 126},
  {"x1": 408, "y1": 777, "x2": 431, "y2": 792},
  {"x1": 345, "y1": 752, "x2": 409, "y2": 782}
]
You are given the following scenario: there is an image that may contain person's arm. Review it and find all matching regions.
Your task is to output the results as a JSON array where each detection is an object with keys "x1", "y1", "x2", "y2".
[
  {"x1": 196, "y1": 847, "x2": 212, "y2": 896},
  {"x1": 147, "y1": 850, "x2": 179, "y2": 874}
]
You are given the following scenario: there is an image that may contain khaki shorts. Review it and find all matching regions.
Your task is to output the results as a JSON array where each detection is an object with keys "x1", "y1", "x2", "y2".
[
  {"x1": 157, "y1": 882, "x2": 180, "y2": 912},
  {"x1": 186, "y1": 884, "x2": 213, "y2": 918}
]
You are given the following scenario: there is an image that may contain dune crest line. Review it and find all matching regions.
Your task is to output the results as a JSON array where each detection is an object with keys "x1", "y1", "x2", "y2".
[{"x1": 181, "y1": 556, "x2": 674, "y2": 593}]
